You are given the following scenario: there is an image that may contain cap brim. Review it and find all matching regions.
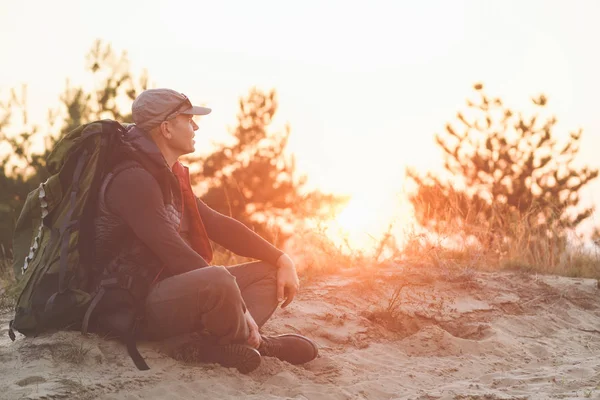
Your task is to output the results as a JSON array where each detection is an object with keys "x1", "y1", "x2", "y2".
[{"x1": 181, "y1": 105, "x2": 212, "y2": 116}]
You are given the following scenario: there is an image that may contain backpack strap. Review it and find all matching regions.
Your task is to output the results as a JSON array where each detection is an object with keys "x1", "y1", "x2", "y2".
[
  {"x1": 8, "y1": 320, "x2": 15, "y2": 341},
  {"x1": 125, "y1": 320, "x2": 149, "y2": 371},
  {"x1": 81, "y1": 274, "x2": 150, "y2": 371},
  {"x1": 59, "y1": 149, "x2": 89, "y2": 294},
  {"x1": 81, "y1": 273, "x2": 134, "y2": 334},
  {"x1": 80, "y1": 273, "x2": 133, "y2": 334},
  {"x1": 45, "y1": 149, "x2": 89, "y2": 311},
  {"x1": 81, "y1": 286, "x2": 106, "y2": 335}
]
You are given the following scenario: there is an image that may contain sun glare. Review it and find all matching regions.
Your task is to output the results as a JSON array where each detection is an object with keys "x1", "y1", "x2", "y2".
[{"x1": 324, "y1": 193, "x2": 407, "y2": 254}]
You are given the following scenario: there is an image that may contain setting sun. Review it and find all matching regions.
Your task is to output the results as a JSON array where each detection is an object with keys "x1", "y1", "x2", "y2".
[{"x1": 321, "y1": 191, "x2": 407, "y2": 254}]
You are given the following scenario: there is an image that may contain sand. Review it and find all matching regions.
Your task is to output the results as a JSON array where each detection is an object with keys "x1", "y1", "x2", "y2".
[{"x1": 1, "y1": 264, "x2": 599, "y2": 400}]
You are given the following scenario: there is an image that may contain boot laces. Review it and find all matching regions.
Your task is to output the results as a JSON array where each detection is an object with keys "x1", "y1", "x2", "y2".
[{"x1": 261, "y1": 336, "x2": 282, "y2": 357}]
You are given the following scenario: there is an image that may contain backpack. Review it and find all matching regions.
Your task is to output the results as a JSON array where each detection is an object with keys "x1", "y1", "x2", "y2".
[{"x1": 9, "y1": 119, "x2": 150, "y2": 370}]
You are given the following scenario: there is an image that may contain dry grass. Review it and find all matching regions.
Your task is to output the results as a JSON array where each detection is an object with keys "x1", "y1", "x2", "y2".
[
  {"x1": 274, "y1": 193, "x2": 600, "y2": 286},
  {"x1": 231, "y1": 196, "x2": 600, "y2": 281},
  {"x1": 396, "y1": 194, "x2": 600, "y2": 279},
  {"x1": 51, "y1": 342, "x2": 92, "y2": 365},
  {"x1": 0, "y1": 257, "x2": 17, "y2": 312},
  {"x1": 397, "y1": 228, "x2": 600, "y2": 280},
  {"x1": 283, "y1": 224, "x2": 378, "y2": 281},
  {"x1": 361, "y1": 274, "x2": 457, "y2": 335}
]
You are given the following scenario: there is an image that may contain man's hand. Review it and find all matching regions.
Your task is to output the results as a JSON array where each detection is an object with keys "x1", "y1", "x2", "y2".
[
  {"x1": 244, "y1": 310, "x2": 261, "y2": 349},
  {"x1": 276, "y1": 253, "x2": 300, "y2": 308}
]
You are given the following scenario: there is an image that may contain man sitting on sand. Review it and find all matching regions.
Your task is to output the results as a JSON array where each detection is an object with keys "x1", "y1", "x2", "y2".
[{"x1": 93, "y1": 88, "x2": 318, "y2": 373}]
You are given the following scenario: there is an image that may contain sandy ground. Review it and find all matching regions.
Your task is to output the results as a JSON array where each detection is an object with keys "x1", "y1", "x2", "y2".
[{"x1": 1, "y1": 264, "x2": 600, "y2": 400}]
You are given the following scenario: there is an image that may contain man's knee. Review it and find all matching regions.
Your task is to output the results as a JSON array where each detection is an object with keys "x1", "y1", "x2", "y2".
[
  {"x1": 202, "y1": 265, "x2": 241, "y2": 297},
  {"x1": 227, "y1": 261, "x2": 278, "y2": 284},
  {"x1": 259, "y1": 262, "x2": 278, "y2": 284}
]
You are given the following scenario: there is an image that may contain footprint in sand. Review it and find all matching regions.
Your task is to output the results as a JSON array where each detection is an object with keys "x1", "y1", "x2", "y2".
[
  {"x1": 15, "y1": 376, "x2": 47, "y2": 387},
  {"x1": 265, "y1": 370, "x2": 299, "y2": 387}
]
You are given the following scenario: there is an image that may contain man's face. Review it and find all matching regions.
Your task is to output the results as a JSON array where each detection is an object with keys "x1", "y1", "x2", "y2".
[{"x1": 166, "y1": 114, "x2": 199, "y2": 156}]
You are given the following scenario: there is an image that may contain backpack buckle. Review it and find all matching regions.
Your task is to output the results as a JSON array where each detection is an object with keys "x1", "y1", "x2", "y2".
[
  {"x1": 123, "y1": 275, "x2": 133, "y2": 290},
  {"x1": 99, "y1": 274, "x2": 133, "y2": 290}
]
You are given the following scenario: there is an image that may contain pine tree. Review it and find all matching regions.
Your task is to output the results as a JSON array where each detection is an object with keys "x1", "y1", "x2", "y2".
[
  {"x1": 407, "y1": 83, "x2": 598, "y2": 250},
  {"x1": 186, "y1": 88, "x2": 344, "y2": 245},
  {"x1": 0, "y1": 40, "x2": 147, "y2": 257}
]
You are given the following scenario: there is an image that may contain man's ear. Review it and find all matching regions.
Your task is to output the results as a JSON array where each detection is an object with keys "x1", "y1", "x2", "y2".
[{"x1": 159, "y1": 121, "x2": 172, "y2": 139}]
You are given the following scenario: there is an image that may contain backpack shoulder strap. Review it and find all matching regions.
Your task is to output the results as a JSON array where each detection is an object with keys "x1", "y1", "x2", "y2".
[{"x1": 45, "y1": 120, "x2": 126, "y2": 310}]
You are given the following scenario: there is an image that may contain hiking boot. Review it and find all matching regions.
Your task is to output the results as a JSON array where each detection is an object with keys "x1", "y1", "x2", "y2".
[
  {"x1": 258, "y1": 334, "x2": 318, "y2": 365},
  {"x1": 172, "y1": 340, "x2": 261, "y2": 374}
]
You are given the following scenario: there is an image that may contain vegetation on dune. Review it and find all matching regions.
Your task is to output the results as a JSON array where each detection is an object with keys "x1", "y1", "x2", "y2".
[
  {"x1": 405, "y1": 83, "x2": 600, "y2": 278},
  {"x1": 184, "y1": 88, "x2": 345, "y2": 247}
]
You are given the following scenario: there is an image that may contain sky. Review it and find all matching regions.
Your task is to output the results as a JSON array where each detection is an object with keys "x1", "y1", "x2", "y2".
[{"x1": 1, "y1": 0, "x2": 600, "y2": 247}]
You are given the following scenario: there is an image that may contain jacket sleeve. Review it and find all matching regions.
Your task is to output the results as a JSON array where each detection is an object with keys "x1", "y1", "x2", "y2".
[
  {"x1": 195, "y1": 197, "x2": 283, "y2": 266},
  {"x1": 105, "y1": 167, "x2": 210, "y2": 275}
]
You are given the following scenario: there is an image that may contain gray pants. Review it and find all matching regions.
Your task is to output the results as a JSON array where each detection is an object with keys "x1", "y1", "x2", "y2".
[{"x1": 141, "y1": 261, "x2": 278, "y2": 344}]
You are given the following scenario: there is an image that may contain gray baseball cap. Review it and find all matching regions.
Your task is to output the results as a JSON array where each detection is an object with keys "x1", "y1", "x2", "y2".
[{"x1": 132, "y1": 88, "x2": 211, "y2": 131}]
